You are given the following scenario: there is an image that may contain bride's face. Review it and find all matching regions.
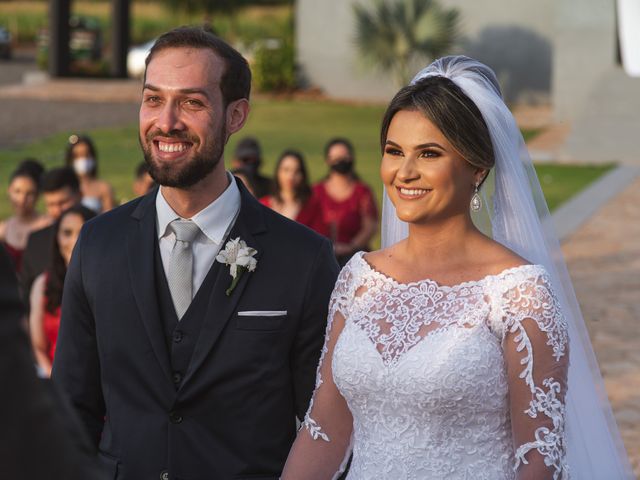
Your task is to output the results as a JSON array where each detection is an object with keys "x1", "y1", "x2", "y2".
[{"x1": 381, "y1": 109, "x2": 480, "y2": 225}]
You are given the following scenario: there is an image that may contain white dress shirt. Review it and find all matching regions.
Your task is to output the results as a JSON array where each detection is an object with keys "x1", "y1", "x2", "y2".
[{"x1": 156, "y1": 173, "x2": 241, "y2": 298}]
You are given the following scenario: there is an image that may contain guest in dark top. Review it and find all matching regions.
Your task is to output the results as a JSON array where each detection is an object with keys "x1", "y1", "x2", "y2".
[
  {"x1": 232, "y1": 136, "x2": 272, "y2": 197},
  {"x1": 260, "y1": 149, "x2": 328, "y2": 236},
  {"x1": 231, "y1": 166, "x2": 257, "y2": 196},
  {"x1": 133, "y1": 161, "x2": 156, "y2": 197},
  {"x1": 0, "y1": 159, "x2": 49, "y2": 272},
  {"x1": 313, "y1": 138, "x2": 379, "y2": 266},
  {"x1": 29, "y1": 205, "x2": 96, "y2": 377},
  {"x1": 20, "y1": 167, "x2": 81, "y2": 311},
  {"x1": 0, "y1": 245, "x2": 106, "y2": 480}
]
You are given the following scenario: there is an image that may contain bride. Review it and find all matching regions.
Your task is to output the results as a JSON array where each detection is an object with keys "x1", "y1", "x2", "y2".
[{"x1": 281, "y1": 56, "x2": 633, "y2": 479}]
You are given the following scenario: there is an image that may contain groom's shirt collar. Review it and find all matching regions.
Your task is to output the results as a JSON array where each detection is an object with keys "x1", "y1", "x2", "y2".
[{"x1": 155, "y1": 172, "x2": 241, "y2": 245}]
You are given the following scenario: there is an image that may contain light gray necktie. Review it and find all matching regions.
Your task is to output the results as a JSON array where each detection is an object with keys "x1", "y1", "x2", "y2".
[{"x1": 167, "y1": 219, "x2": 201, "y2": 320}]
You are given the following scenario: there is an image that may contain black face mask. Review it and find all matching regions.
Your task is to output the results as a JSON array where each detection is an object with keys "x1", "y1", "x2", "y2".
[
  {"x1": 241, "y1": 161, "x2": 259, "y2": 175},
  {"x1": 330, "y1": 158, "x2": 354, "y2": 175}
]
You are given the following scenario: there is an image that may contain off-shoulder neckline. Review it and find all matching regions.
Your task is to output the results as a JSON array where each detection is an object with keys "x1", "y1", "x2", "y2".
[{"x1": 355, "y1": 251, "x2": 546, "y2": 291}]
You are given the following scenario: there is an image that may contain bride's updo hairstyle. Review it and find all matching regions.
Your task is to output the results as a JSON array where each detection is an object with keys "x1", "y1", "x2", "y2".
[{"x1": 380, "y1": 75, "x2": 495, "y2": 178}]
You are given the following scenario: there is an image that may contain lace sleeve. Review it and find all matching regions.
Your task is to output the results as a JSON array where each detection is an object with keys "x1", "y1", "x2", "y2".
[
  {"x1": 498, "y1": 267, "x2": 570, "y2": 480},
  {"x1": 282, "y1": 261, "x2": 356, "y2": 479}
]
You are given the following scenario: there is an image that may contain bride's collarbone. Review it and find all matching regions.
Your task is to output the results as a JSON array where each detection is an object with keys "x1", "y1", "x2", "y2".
[{"x1": 362, "y1": 250, "x2": 529, "y2": 287}]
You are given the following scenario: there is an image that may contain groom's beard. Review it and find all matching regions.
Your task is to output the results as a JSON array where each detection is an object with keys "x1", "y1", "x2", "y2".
[{"x1": 140, "y1": 125, "x2": 226, "y2": 189}]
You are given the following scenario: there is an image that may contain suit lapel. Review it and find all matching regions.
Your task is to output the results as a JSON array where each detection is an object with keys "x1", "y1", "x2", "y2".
[
  {"x1": 126, "y1": 190, "x2": 173, "y2": 383},
  {"x1": 182, "y1": 184, "x2": 266, "y2": 386}
]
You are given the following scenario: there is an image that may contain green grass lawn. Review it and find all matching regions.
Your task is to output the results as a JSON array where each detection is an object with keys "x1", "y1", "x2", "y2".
[{"x1": 0, "y1": 98, "x2": 613, "y2": 227}]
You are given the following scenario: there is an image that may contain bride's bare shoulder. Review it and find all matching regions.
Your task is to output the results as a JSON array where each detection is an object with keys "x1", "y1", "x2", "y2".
[
  {"x1": 362, "y1": 243, "x2": 404, "y2": 269},
  {"x1": 475, "y1": 236, "x2": 531, "y2": 275}
]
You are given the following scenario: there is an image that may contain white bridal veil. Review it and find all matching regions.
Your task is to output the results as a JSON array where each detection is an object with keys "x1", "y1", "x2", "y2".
[{"x1": 381, "y1": 56, "x2": 634, "y2": 479}]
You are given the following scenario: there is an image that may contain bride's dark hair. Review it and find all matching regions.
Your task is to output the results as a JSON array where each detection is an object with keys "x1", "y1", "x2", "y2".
[{"x1": 380, "y1": 76, "x2": 495, "y2": 174}]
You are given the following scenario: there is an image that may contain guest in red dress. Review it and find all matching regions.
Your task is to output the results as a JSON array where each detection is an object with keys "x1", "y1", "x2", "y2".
[
  {"x1": 29, "y1": 205, "x2": 95, "y2": 377},
  {"x1": 0, "y1": 159, "x2": 50, "y2": 272},
  {"x1": 313, "y1": 138, "x2": 379, "y2": 266},
  {"x1": 260, "y1": 150, "x2": 328, "y2": 236}
]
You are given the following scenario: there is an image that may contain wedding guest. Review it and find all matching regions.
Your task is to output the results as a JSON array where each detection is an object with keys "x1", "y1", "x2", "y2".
[
  {"x1": 133, "y1": 162, "x2": 156, "y2": 197},
  {"x1": 231, "y1": 166, "x2": 256, "y2": 196},
  {"x1": 0, "y1": 246, "x2": 106, "y2": 480},
  {"x1": 20, "y1": 167, "x2": 81, "y2": 311},
  {"x1": 65, "y1": 134, "x2": 115, "y2": 213},
  {"x1": 260, "y1": 149, "x2": 328, "y2": 235},
  {"x1": 313, "y1": 138, "x2": 378, "y2": 266},
  {"x1": 29, "y1": 205, "x2": 96, "y2": 377},
  {"x1": 0, "y1": 159, "x2": 49, "y2": 271},
  {"x1": 232, "y1": 136, "x2": 272, "y2": 197}
]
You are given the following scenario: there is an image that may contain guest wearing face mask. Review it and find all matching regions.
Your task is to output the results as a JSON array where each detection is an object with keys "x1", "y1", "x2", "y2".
[
  {"x1": 0, "y1": 159, "x2": 50, "y2": 272},
  {"x1": 230, "y1": 166, "x2": 257, "y2": 197},
  {"x1": 29, "y1": 205, "x2": 96, "y2": 377},
  {"x1": 313, "y1": 138, "x2": 379, "y2": 266},
  {"x1": 65, "y1": 134, "x2": 115, "y2": 213},
  {"x1": 231, "y1": 136, "x2": 272, "y2": 198}
]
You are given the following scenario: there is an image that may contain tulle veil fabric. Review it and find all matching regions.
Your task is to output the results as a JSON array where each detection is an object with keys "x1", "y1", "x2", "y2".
[{"x1": 381, "y1": 56, "x2": 634, "y2": 478}]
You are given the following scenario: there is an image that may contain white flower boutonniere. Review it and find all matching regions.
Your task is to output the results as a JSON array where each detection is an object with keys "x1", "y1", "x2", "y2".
[{"x1": 216, "y1": 237, "x2": 258, "y2": 296}]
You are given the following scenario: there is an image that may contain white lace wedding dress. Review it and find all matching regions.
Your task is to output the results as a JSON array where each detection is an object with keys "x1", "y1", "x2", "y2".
[{"x1": 302, "y1": 252, "x2": 570, "y2": 479}]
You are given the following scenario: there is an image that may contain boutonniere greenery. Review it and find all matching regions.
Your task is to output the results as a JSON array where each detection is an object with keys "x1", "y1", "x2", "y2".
[{"x1": 216, "y1": 237, "x2": 258, "y2": 296}]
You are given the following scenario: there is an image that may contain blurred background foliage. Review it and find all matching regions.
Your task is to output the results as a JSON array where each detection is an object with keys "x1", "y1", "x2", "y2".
[{"x1": 0, "y1": 0, "x2": 294, "y2": 90}]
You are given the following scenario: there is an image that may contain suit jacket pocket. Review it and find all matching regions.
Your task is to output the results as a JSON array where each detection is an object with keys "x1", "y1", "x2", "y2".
[
  {"x1": 98, "y1": 451, "x2": 119, "y2": 479},
  {"x1": 236, "y1": 314, "x2": 286, "y2": 331}
]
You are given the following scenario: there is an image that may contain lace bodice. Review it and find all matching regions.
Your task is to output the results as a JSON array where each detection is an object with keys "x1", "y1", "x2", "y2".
[{"x1": 299, "y1": 252, "x2": 569, "y2": 479}]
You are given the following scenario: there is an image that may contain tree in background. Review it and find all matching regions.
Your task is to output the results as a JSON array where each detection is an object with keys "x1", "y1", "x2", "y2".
[
  {"x1": 163, "y1": 0, "x2": 292, "y2": 40},
  {"x1": 160, "y1": 0, "x2": 296, "y2": 92},
  {"x1": 354, "y1": 0, "x2": 459, "y2": 87}
]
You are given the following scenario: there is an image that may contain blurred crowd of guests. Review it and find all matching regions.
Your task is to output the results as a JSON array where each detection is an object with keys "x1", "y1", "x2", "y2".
[
  {"x1": 233, "y1": 136, "x2": 379, "y2": 267},
  {"x1": 0, "y1": 134, "x2": 155, "y2": 378},
  {"x1": 1, "y1": 133, "x2": 378, "y2": 378}
]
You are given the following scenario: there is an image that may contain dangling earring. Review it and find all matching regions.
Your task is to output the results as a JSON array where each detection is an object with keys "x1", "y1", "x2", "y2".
[{"x1": 470, "y1": 182, "x2": 482, "y2": 212}]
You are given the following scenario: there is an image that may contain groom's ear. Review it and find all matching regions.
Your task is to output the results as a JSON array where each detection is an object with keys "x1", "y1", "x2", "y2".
[{"x1": 225, "y1": 98, "x2": 250, "y2": 139}]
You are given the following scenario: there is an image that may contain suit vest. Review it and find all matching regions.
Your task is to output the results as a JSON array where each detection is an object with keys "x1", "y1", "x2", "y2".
[{"x1": 153, "y1": 239, "x2": 218, "y2": 389}]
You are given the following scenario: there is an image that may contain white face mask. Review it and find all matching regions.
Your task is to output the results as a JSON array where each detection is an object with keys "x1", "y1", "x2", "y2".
[{"x1": 73, "y1": 157, "x2": 95, "y2": 176}]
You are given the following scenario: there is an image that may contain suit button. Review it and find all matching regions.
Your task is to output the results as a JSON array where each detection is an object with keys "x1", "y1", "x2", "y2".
[
  {"x1": 172, "y1": 371, "x2": 182, "y2": 384},
  {"x1": 160, "y1": 471, "x2": 169, "y2": 480},
  {"x1": 172, "y1": 330, "x2": 183, "y2": 343},
  {"x1": 169, "y1": 411, "x2": 183, "y2": 424}
]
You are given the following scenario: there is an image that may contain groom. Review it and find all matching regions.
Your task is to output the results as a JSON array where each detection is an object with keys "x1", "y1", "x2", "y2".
[{"x1": 52, "y1": 27, "x2": 339, "y2": 480}]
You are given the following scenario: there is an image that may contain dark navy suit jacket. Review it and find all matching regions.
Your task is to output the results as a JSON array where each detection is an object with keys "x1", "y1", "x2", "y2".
[{"x1": 52, "y1": 182, "x2": 339, "y2": 480}]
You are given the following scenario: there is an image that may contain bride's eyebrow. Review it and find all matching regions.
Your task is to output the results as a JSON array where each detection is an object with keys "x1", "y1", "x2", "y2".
[
  {"x1": 385, "y1": 140, "x2": 445, "y2": 151},
  {"x1": 414, "y1": 142, "x2": 445, "y2": 150}
]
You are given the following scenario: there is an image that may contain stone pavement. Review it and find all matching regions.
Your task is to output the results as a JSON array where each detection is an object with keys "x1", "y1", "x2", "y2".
[
  {"x1": 0, "y1": 57, "x2": 140, "y2": 148},
  {"x1": 562, "y1": 176, "x2": 640, "y2": 476},
  {"x1": 518, "y1": 104, "x2": 640, "y2": 475}
]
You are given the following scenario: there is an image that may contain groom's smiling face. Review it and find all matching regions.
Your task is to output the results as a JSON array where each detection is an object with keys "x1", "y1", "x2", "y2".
[{"x1": 139, "y1": 46, "x2": 227, "y2": 188}]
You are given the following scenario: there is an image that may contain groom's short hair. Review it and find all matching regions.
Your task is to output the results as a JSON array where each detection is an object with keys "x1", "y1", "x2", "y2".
[{"x1": 145, "y1": 26, "x2": 251, "y2": 107}]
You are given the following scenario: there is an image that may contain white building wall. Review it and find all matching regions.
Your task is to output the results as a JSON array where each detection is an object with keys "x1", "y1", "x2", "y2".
[
  {"x1": 296, "y1": 0, "x2": 553, "y2": 103},
  {"x1": 553, "y1": 0, "x2": 617, "y2": 122}
]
